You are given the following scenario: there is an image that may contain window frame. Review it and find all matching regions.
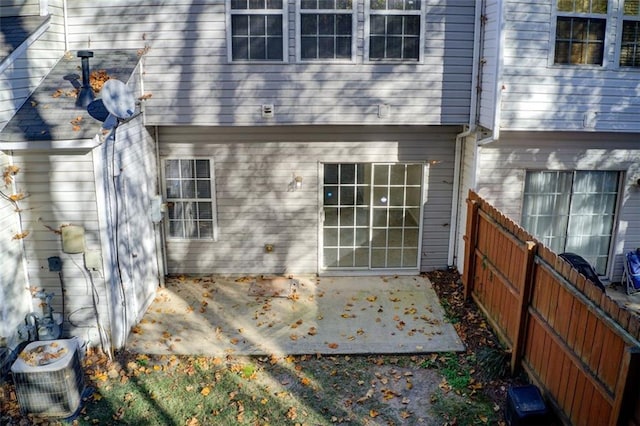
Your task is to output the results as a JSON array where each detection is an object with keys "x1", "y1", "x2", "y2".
[
  {"x1": 616, "y1": 0, "x2": 640, "y2": 68},
  {"x1": 226, "y1": 0, "x2": 289, "y2": 63},
  {"x1": 549, "y1": 0, "x2": 610, "y2": 68},
  {"x1": 364, "y1": 0, "x2": 425, "y2": 63},
  {"x1": 520, "y1": 169, "x2": 622, "y2": 276},
  {"x1": 162, "y1": 158, "x2": 218, "y2": 241},
  {"x1": 296, "y1": 0, "x2": 357, "y2": 63}
]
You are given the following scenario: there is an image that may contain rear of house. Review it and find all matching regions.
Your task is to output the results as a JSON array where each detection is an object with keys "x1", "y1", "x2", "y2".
[
  {"x1": 0, "y1": 0, "x2": 476, "y2": 351},
  {"x1": 61, "y1": 1, "x2": 476, "y2": 276}
]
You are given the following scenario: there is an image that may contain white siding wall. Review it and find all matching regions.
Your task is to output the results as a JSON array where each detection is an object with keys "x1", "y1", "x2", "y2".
[
  {"x1": 475, "y1": 132, "x2": 640, "y2": 281},
  {"x1": 95, "y1": 118, "x2": 160, "y2": 348},
  {"x1": 12, "y1": 150, "x2": 112, "y2": 348},
  {"x1": 159, "y1": 125, "x2": 457, "y2": 275},
  {"x1": 0, "y1": 0, "x2": 65, "y2": 132},
  {"x1": 477, "y1": 0, "x2": 500, "y2": 130},
  {"x1": 454, "y1": 132, "x2": 478, "y2": 274},
  {"x1": 499, "y1": 0, "x2": 640, "y2": 132},
  {"x1": 0, "y1": 152, "x2": 31, "y2": 348},
  {"x1": 62, "y1": 1, "x2": 474, "y2": 127}
]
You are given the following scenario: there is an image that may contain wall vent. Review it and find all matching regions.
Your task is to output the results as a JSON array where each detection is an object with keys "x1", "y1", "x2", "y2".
[{"x1": 262, "y1": 104, "x2": 274, "y2": 118}]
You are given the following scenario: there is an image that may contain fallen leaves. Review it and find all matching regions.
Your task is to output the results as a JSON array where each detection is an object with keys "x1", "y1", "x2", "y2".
[
  {"x1": 89, "y1": 69, "x2": 111, "y2": 93},
  {"x1": 3, "y1": 165, "x2": 19, "y2": 185},
  {"x1": 286, "y1": 406, "x2": 297, "y2": 420},
  {"x1": 70, "y1": 115, "x2": 83, "y2": 131},
  {"x1": 12, "y1": 231, "x2": 29, "y2": 240}
]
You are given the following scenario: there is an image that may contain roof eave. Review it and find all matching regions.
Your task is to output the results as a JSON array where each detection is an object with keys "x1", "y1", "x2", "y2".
[{"x1": 0, "y1": 134, "x2": 102, "y2": 152}]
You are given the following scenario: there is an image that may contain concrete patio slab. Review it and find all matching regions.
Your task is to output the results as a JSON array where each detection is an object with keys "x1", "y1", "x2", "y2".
[{"x1": 125, "y1": 275, "x2": 465, "y2": 357}]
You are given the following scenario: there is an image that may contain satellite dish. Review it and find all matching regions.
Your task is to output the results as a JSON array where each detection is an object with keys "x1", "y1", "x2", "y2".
[
  {"x1": 101, "y1": 79, "x2": 135, "y2": 120},
  {"x1": 87, "y1": 99, "x2": 109, "y2": 122}
]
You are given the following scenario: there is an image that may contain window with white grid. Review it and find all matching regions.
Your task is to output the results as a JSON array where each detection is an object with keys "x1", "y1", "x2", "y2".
[
  {"x1": 366, "y1": 0, "x2": 423, "y2": 62},
  {"x1": 229, "y1": 0, "x2": 285, "y2": 61},
  {"x1": 299, "y1": 0, "x2": 355, "y2": 61},
  {"x1": 553, "y1": 0, "x2": 607, "y2": 65},
  {"x1": 620, "y1": 0, "x2": 640, "y2": 66},
  {"x1": 164, "y1": 159, "x2": 217, "y2": 240}
]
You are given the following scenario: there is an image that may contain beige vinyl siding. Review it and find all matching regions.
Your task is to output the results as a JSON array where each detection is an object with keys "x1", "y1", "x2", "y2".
[
  {"x1": 63, "y1": 1, "x2": 474, "y2": 127},
  {"x1": 159, "y1": 125, "x2": 457, "y2": 275},
  {"x1": 0, "y1": 0, "x2": 65, "y2": 132},
  {"x1": 0, "y1": 152, "x2": 31, "y2": 348},
  {"x1": 474, "y1": 132, "x2": 640, "y2": 281},
  {"x1": 12, "y1": 151, "x2": 111, "y2": 346}
]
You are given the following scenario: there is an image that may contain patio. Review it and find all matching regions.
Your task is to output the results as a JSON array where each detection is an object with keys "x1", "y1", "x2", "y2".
[{"x1": 125, "y1": 275, "x2": 465, "y2": 356}]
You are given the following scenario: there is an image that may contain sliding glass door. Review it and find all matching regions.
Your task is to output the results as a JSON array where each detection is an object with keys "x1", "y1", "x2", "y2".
[
  {"x1": 522, "y1": 170, "x2": 620, "y2": 274},
  {"x1": 322, "y1": 163, "x2": 423, "y2": 270}
]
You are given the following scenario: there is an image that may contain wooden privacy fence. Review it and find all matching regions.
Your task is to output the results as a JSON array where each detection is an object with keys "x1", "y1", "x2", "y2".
[{"x1": 462, "y1": 190, "x2": 640, "y2": 426}]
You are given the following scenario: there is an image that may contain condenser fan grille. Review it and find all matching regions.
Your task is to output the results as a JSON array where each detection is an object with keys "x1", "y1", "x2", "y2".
[{"x1": 11, "y1": 339, "x2": 84, "y2": 418}]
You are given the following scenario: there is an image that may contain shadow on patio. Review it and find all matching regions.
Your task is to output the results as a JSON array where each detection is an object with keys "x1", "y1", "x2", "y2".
[{"x1": 125, "y1": 275, "x2": 464, "y2": 356}]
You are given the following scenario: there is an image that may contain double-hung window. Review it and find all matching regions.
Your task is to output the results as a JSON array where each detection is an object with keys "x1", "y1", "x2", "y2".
[
  {"x1": 164, "y1": 159, "x2": 217, "y2": 240},
  {"x1": 554, "y1": 0, "x2": 607, "y2": 65},
  {"x1": 521, "y1": 170, "x2": 620, "y2": 275},
  {"x1": 299, "y1": 0, "x2": 355, "y2": 61},
  {"x1": 367, "y1": 0, "x2": 422, "y2": 61},
  {"x1": 620, "y1": 0, "x2": 640, "y2": 67},
  {"x1": 229, "y1": 0, "x2": 285, "y2": 61}
]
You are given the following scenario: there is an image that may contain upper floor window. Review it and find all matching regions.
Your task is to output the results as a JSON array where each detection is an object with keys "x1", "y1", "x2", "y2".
[
  {"x1": 229, "y1": 0, "x2": 285, "y2": 61},
  {"x1": 554, "y1": 0, "x2": 607, "y2": 65},
  {"x1": 620, "y1": 0, "x2": 640, "y2": 67},
  {"x1": 367, "y1": 0, "x2": 422, "y2": 62},
  {"x1": 299, "y1": 0, "x2": 355, "y2": 61}
]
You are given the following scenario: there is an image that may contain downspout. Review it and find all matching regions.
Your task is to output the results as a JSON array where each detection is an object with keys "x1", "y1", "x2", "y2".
[
  {"x1": 154, "y1": 125, "x2": 167, "y2": 287},
  {"x1": 9, "y1": 152, "x2": 32, "y2": 323},
  {"x1": 63, "y1": 0, "x2": 69, "y2": 52},
  {"x1": 448, "y1": 127, "x2": 472, "y2": 267},
  {"x1": 447, "y1": 0, "x2": 485, "y2": 267}
]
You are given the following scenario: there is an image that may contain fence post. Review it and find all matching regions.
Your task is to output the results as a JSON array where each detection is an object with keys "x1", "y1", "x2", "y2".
[
  {"x1": 462, "y1": 195, "x2": 479, "y2": 300},
  {"x1": 510, "y1": 240, "x2": 537, "y2": 375},
  {"x1": 610, "y1": 346, "x2": 640, "y2": 426}
]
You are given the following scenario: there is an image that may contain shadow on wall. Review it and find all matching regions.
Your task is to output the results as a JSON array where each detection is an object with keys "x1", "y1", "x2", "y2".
[{"x1": 0, "y1": 14, "x2": 55, "y2": 348}]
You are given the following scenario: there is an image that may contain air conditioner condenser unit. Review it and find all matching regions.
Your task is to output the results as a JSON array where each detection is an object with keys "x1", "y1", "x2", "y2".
[{"x1": 11, "y1": 339, "x2": 84, "y2": 418}]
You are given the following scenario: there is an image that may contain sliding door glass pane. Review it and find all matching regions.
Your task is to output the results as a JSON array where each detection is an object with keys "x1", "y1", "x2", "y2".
[
  {"x1": 522, "y1": 170, "x2": 619, "y2": 275},
  {"x1": 565, "y1": 171, "x2": 618, "y2": 274},
  {"x1": 522, "y1": 171, "x2": 572, "y2": 253}
]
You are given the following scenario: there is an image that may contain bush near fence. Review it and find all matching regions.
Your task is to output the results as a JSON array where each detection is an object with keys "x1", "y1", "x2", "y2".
[{"x1": 461, "y1": 190, "x2": 640, "y2": 426}]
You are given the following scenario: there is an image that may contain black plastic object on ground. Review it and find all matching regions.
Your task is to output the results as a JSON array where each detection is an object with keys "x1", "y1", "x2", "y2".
[
  {"x1": 505, "y1": 385, "x2": 550, "y2": 426},
  {"x1": 558, "y1": 252, "x2": 606, "y2": 292}
]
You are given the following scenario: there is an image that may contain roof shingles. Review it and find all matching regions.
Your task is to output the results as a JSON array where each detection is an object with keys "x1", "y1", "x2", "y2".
[{"x1": 0, "y1": 50, "x2": 141, "y2": 147}]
